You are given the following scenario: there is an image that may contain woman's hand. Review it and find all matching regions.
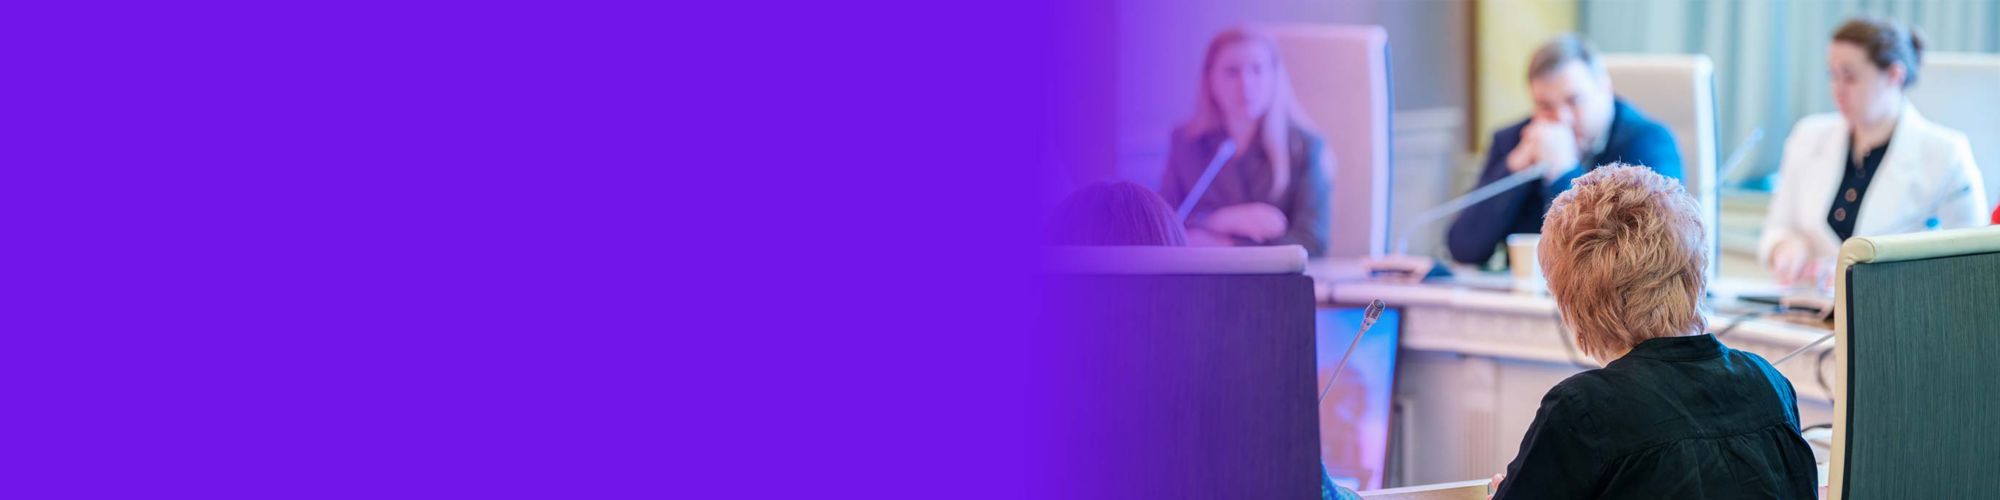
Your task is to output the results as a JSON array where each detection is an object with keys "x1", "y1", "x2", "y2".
[
  {"x1": 1201, "y1": 202, "x2": 1288, "y2": 242},
  {"x1": 1487, "y1": 472, "x2": 1505, "y2": 499},
  {"x1": 1768, "y1": 240, "x2": 1831, "y2": 288}
]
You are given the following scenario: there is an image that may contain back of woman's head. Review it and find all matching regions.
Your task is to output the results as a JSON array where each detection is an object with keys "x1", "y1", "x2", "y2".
[
  {"x1": 1539, "y1": 164, "x2": 1708, "y2": 361},
  {"x1": 1047, "y1": 182, "x2": 1189, "y2": 247}
]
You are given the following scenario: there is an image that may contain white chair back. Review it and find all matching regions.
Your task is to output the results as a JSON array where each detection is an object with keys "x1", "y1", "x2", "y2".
[
  {"x1": 1357, "y1": 478, "x2": 1491, "y2": 500},
  {"x1": 1266, "y1": 24, "x2": 1392, "y2": 259},
  {"x1": 1906, "y1": 52, "x2": 2000, "y2": 213},
  {"x1": 1603, "y1": 54, "x2": 1720, "y2": 278},
  {"x1": 1045, "y1": 245, "x2": 1308, "y2": 275}
]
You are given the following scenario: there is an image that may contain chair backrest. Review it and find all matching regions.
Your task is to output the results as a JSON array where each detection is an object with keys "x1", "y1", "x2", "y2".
[
  {"x1": 1829, "y1": 226, "x2": 2000, "y2": 499},
  {"x1": 1045, "y1": 244, "x2": 1307, "y2": 274},
  {"x1": 1601, "y1": 54, "x2": 1720, "y2": 280},
  {"x1": 1043, "y1": 245, "x2": 1319, "y2": 498},
  {"x1": 1266, "y1": 24, "x2": 1392, "y2": 259},
  {"x1": 1906, "y1": 52, "x2": 2000, "y2": 213},
  {"x1": 1356, "y1": 479, "x2": 1490, "y2": 500}
]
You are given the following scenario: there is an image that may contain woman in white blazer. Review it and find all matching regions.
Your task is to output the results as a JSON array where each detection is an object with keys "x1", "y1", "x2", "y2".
[{"x1": 1761, "y1": 17, "x2": 1989, "y2": 287}]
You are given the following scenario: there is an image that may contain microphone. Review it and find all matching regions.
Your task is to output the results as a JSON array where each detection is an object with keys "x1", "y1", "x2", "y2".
[
  {"x1": 1367, "y1": 128, "x2": 1764, "y2": 280},
  {"x1": 1176, "y1": 139, "x2": 1238, "y2": 223},
  {"x1": 1715, "y1": 128, "x2": 1764, "y2": 185},
  {"x1": 1392, "y1": 162, "x2": 1573, "y2": 255},
  {"x1": 1771, "y1": 332, "x2": 1835, "y2": 366},
  {"x1": 1319, "y1": 299, "x2": 1386, "y2": 404},
  {"x1": 1363, "y1": 162, "x2": 1574, "y2": 279}
]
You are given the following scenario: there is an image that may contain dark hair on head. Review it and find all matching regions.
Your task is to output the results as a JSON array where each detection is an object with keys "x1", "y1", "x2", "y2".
[
  {"x1": 1527, "y1": 34, "x2": 1603, "y2": 82},
  {"x1": 1834, "y1": 16, "x2": 1926, "y2": 88},
  {"x1": 1047, "y1": 181, "x2": 1189, "y2": 247}
]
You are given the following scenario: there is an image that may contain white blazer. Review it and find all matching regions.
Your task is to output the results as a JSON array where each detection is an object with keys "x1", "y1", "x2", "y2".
[{"x1": 1760, "y1": 104, "x2": 1990, "y2": 266}]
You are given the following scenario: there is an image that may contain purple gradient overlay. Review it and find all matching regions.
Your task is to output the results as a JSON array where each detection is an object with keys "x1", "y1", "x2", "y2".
[{"x1": 8, "y1": 0, "x2": 1086, "y2": 498}]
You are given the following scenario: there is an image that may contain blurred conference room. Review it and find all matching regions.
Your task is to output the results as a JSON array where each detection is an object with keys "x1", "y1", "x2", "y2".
[{"x1": 1041, "y1": 1, "x2": 2000, "y2": 498}]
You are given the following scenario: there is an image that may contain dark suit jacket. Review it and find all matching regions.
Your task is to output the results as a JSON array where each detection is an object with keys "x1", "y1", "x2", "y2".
[{"x1": 1446, "y1": 99, "x2": 1683, "y2": 265}]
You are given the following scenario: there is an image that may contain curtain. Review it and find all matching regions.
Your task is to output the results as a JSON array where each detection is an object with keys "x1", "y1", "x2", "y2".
[{"x1": 1580, "y1": 0, "x2": 2000, "y2": 188}]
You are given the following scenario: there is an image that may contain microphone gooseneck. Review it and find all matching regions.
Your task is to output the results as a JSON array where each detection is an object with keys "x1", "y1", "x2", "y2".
[
  {"x1": 1319, "y1": 299, "x2": 1387, "y2": 404},
  {"x1": 1392, "y1": 162, "x2": 1572, "y2": 255},
  {"x1": 1771, "y1": 332, "x2": 1835, "y2": 366},
  {"x1": 1176, "y1": 140, "x2": 1238, "y2": 223},
  {"x1": 1715, "y1": 128, "x2": 1764, "y2": 185}
]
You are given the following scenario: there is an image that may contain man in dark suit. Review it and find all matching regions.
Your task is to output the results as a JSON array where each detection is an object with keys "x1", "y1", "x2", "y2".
[{"x1": 1447, "y1": 35, "x2": 1683, "y2": 266}]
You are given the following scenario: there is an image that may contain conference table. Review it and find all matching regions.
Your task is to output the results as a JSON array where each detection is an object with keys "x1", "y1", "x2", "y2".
[{"x1": 1305, "y1": 258, "x2": 1837, "y2": 486}]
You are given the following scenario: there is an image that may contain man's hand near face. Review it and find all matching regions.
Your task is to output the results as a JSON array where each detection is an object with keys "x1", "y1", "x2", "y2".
[
  {"x1": 1533, "y1": 121, "x2": 1581, "y2": 181},
  {"x1": 1507, "y1": 120, "x2": 1582, "y2": 181},
  {"x1": 1505, "y1": 123, "x2": 1543, "y2": 173}
]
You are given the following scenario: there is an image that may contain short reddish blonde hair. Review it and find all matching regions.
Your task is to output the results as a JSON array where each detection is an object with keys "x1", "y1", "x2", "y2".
[{"x1": 1539, "y1": 164, "x2": 1707, "y2": 360}]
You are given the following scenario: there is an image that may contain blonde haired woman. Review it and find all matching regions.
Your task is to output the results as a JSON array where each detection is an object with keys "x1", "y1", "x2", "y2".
[
  {"x1": 1489, "y1": 165, "x2": 1815, "y2": 499},
  {"x1": 1160, "y1": 27, "x2": 1332, "y2": 256}
]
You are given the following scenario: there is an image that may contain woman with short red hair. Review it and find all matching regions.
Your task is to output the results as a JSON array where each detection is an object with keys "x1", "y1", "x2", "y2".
[{"x1": 1490, "y1": 164, "x2": 1816, "y2": 499}]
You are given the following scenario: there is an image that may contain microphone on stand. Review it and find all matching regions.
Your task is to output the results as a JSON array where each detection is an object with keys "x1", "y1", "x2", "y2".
[
  {"x1": 1364, "y1": 162, "x2": 1576, "y2": 279},
  {"x1": 1771, "y1": 332, "x2": 1835, "y2": 366},
  {"x1": 1366, "y1": 127, "x2": 1767, "y2": 281},
  {"x1": 1319, "y1": 299, "x2": 1386, "y2": 404},
  {"x1": 1715, "y1": 128, "x2": 1764, "y2": 185},
  {"x1": 1176, "y1": 140, "x2": 1237, "y2": 224}
]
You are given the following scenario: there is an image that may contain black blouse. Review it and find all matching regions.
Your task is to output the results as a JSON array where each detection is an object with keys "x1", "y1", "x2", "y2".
[
  {"x1": 1493, "y1": 335, "x2": 1818, "y2": 499},
  {"x1": 1827, "y1": 137, "x2": 1891, "y2": 241}
]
